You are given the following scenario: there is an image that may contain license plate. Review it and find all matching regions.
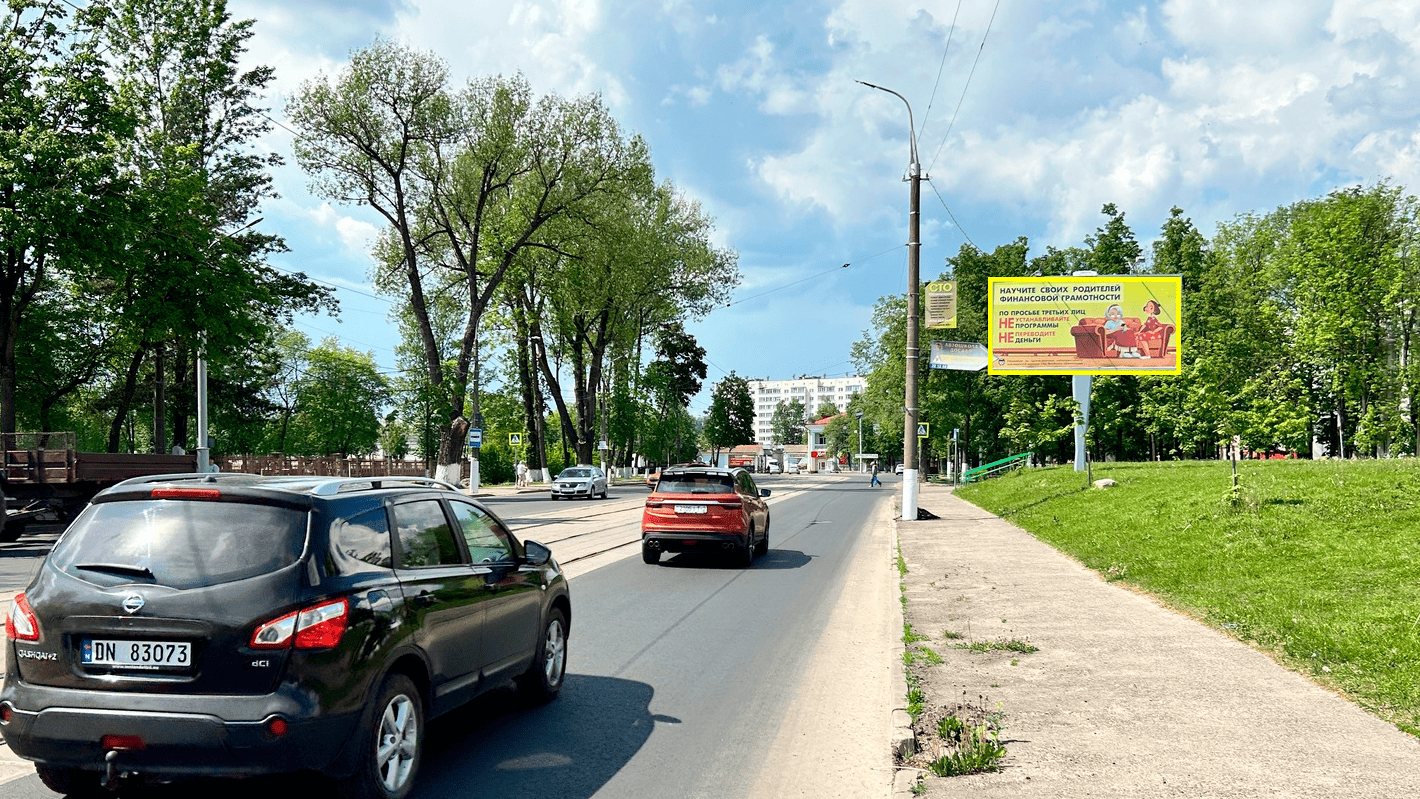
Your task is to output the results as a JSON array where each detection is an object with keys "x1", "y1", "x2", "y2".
[
  {"x1": 82, "y1": 639, "x2": 191, "y2": 669},
  {"x1": 674, "y1": 504, "x2": 708, "y2": 514}
]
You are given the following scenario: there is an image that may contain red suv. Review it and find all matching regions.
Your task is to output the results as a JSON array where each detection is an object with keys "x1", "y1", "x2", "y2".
[{"x1": 641, "y1": 467, "x2": 770, "y2": 566}]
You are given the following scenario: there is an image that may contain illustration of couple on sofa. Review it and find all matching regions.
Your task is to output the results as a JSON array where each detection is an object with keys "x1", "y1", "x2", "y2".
[{"x1": 1069, "y1": 300, "x2": 1173, "y2": 360}]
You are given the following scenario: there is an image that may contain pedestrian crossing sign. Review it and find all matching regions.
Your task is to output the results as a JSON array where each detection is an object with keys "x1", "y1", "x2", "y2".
[
  {"x1": 916, "y1": 422, "x2": 930, "y2": 438},
  {"x1": 509, "y1": 433, "x2": 523, "y2": 446}
]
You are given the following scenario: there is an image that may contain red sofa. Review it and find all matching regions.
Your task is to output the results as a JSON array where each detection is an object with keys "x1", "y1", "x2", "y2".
[{"x1": 1069, "y1": 317, "x2": 1174, "y2": 359}]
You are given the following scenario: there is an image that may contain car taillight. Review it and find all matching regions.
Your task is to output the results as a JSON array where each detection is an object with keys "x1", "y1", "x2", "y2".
[
  {"x1": 5, "y1": 593, "x2": 39, "y2": 642},
  {"x1": 251, "y1": 598, "x2": 349, "y2": 650}
]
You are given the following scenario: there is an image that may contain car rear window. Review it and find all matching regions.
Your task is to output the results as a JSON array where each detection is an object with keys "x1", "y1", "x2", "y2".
[
  {"x1": 49, "y1": 500, "x2": 307, "y2": 590},
  {"x1": 656, "y1": 474, "x2": 735, "y2": 494}
]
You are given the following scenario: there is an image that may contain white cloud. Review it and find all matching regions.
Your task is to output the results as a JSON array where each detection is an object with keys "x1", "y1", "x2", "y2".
[
  {"x1": 393, "y1": 0, "x2": 626, "y2": 106},
  {"x1": 742, "y1": 0, "x2": 1420, "y2": 248}
]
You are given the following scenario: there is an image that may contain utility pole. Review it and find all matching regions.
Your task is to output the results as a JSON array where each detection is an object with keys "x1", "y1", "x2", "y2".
[
  {"x1": 856, "y1": 410, "x2": 864, "y2": 471},
  {"x1": 857, "y1": 80, "x2": 922, "y2": 520}
]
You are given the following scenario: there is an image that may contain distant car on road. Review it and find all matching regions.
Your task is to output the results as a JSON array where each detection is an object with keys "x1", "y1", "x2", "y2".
[
  {"x1": 894, "y1": 463, "x2": 904, "y2": 475},
  {"x1": 1, "y1": 473, "x2": 570, "y2": 798},
  {"x1": 765, "y1": 462, "x2": 782, "y2": 474},
  {"x1": 641, "y1": 466, "x2": 770, "y2": 566},
  {"x1": 551, "y1": 465, "x2": 608, "y2": 500}
]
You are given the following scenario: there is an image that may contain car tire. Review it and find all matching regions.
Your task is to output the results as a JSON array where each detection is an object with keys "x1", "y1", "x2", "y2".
[
  {"x1": 642, "y1": 541, "x2": 660, "y2": 564},
  {"x1": 338, "y1": 674, "x2": 423, "y2": 799},
  {"x1": 739, "y1": 523, "x2": 755, "y2": 567},
  {"x1": 755, "y1": 519, "x2": 769, "y2": 556},
  {"x1": 518, "y1": 607, "x2": 568, "y2": 703},
  {"x1": 36, "y1": 766, "x2": 102, "y2": 796}
]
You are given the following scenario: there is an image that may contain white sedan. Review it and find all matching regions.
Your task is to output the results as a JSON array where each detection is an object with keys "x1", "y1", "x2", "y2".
[
  {"x1": 766, "y1": 462, "x2": 782, "y2": 474},
  {"x1": 894, "y1": 463, "x2": 904, "y2": 475},
  {"x1": 551, "y1": 465, "x2": 608, "y2": 499}
]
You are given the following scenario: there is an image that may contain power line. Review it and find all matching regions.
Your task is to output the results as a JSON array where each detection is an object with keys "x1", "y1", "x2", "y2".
[
  {"x1": 927, "y1": 0, "x2": 1001, "y2": 175},
  {"x1": 916, "y1": 0, "x2": 963, "y2": 144},
  {"x1": 724, "y1": 244, "x2": 904, "y2": 308},
  {"x1": 927, "y1": 179, "x2": 977, "y2": 251}
]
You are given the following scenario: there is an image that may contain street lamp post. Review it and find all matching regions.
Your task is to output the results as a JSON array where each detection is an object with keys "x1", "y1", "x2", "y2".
[
  {"x1": 195, "y1": 217, "x2": 262, "y2": 473},
  {"x1": 857, "y1": 80, "x2": 922, "y2": 519}
]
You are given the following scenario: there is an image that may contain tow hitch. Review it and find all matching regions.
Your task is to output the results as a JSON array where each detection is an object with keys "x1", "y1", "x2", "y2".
[
  {"x1": 101, "y1": 750, "x2": 124, "y2": 791},
  {"x1": 100, "y1": 743, "x2": 144, "y2": 791}
]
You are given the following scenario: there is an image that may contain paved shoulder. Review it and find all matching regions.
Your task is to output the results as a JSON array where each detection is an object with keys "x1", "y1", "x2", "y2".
[
  {"x1": 1, "y1": 592, "x2": 29, "y2": 786},
  {"x1": 898, "y1": 483, "x2": 1420, "y2": 798}
]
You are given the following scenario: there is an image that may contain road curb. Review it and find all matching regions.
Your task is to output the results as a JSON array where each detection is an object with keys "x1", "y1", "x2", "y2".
[{"x1": 888, "y1": 503, "x2": 919, "y2": 798}]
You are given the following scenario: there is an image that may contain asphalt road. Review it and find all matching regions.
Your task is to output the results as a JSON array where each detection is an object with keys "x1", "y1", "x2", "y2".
[
  {"x1": 1, "y1": 474, "x2": 897, "y2": 798},
  {"x1": 0, "y1": 524, "x2": 60, "y2": 598}
]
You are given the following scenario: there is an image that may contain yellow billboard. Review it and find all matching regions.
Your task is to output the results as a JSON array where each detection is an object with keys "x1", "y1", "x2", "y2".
[{"x1": 987, "y1": 275, "x2": 1182, "y2": 376}]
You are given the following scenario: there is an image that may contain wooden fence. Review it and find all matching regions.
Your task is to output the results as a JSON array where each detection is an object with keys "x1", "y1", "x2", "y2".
[{"x1": 216, "y1": 455, "x2": 432, "y2": 478}]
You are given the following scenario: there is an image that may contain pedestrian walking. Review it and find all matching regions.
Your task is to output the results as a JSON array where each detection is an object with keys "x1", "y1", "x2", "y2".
[
  {"x1": 515, "y1": 461, "x2": 528, "y2": 487},
  {"x1": 870, "y1": 461, "x2": 881, "y2": 487}
]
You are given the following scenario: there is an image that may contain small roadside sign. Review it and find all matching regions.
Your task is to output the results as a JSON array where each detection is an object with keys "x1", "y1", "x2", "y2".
[
  {"x1": 509, "y1": 432, "x2": 523, "y2": 446},
  {"x1": 468, "y1": 428, "x2": 482, "y2": 449},
  {"x1": 917, "y1": 422, "x2": 930, "y2": 438}
]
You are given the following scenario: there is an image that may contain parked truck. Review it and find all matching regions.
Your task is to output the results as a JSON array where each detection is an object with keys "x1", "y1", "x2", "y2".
[{"x1": 1, "y1": 432, "x2": 196, "y2": 542}]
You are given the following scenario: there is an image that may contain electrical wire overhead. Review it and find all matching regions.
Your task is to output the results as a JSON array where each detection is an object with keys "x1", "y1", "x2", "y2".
[{"x1": 927, "y1": 0, "x2": 1002, "y2": 175}]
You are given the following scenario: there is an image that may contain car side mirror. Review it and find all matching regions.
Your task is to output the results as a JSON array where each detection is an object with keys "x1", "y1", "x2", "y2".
[
  {"x1": 760, "y1": 488, "x2": 771, "y2": 497},
  {"x1": 523, "y1": 540, "x2": 552, "y2": 567}
]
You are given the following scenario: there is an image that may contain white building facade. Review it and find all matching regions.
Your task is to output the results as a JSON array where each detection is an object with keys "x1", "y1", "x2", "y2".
[{"x1": 747, "y1": 375, "x2": 867, "y2": 445}]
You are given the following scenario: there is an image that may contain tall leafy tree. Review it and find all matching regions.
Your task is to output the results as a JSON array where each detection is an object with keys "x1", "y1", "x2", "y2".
[
  {"x1": 0, "y1": 1, "x2": 133, "y2": 434},
  {"x1": 95, "y1": 0, "x2": 329, "y2": 452},
  {"x1": 290, "y1": 40, "x2": 459, "y2": 471},
  {"x1": 640, "y1": 322, "x2": 707, "y2": 462},
  {"x1": 528, "y1": 179, "x2": 735, "y2": 465},
  {"x1": 703, "y1": 372, "x2": 754, "y2": 463},
  {"x1": 288, "y1": 338, "x2": 389, "y2": 457},
  {"x1": 770, "y1": 398, "x2": 806, "y2": 445}
]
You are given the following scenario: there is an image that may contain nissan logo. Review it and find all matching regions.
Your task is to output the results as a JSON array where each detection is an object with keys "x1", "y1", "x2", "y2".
[{"x1": 121, "y1": 593, "x2": 145, "y2": 614}]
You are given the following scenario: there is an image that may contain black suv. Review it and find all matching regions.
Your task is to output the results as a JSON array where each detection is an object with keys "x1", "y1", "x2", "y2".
[{"x1": 1, "y1": 473, "x2": 570, "y2": 798}]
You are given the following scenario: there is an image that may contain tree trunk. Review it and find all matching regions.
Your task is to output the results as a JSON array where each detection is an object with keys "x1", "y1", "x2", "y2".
[
  {"x1": 153, "y1": 341, "x2": 166, "y2": 453},
  {"x1": 108, "y1": 347, "x2": 148, "y2": 453},
  {"x1": 172, "y1": 347, "x2": 191, "y2": 450},
  {"x1": 1, "y1": 301, "x2": 16, "y2": 436}
]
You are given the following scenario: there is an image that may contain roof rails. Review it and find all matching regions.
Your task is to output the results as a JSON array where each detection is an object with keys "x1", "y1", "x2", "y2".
[
  {"x1": 308, "y1": 476, "x2": 461, "y2": 496},
  {"x1": 112, "y1": 472, "x2": 462, "y2": 496}
]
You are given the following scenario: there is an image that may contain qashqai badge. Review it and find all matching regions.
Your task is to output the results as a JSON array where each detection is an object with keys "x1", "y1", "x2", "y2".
[{"x1": 121, "y1": 593, "x2": 145, "y2": 615}]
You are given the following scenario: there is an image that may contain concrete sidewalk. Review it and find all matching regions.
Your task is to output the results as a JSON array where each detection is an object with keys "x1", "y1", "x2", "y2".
[{"x1": 895, "y1": 481, "x2": 1420, "y2": 798}]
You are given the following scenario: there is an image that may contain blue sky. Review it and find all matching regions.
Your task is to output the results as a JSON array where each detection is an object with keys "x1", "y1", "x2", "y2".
[{"x1": 228, "y1": 0, "x2": 1420, "y2": 412}]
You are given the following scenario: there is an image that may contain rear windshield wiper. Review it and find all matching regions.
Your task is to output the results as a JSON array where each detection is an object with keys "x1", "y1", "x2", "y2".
[{"x1": 74, "y1": 563, "x2": 156, "y2": 579}]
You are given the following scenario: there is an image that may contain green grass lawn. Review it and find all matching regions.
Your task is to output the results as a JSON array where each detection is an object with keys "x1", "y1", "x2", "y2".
[{"x1": 956, "y1": 459, "x2": 1420, "y2": 735}]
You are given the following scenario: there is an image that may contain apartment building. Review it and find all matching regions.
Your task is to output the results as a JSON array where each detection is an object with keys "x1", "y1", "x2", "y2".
[{"x1": 746, "y1": 375, "x2": 866, "y2": 445}]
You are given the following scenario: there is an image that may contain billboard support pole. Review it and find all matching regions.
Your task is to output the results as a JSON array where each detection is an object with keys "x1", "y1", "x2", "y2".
[{"x1": 1073, "y1": 374, "x2": 1092, "y2": 473}]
